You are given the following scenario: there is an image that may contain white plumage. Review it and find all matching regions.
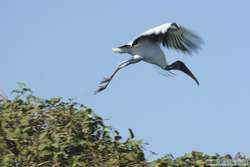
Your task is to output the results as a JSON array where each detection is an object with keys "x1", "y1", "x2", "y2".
[{"x1": 96, "y1": 22, "x2": 203, "y2": 94}]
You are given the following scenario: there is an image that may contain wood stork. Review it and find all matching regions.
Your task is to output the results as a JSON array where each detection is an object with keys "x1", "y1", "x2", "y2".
[{"x1": 95, "y1": 22, "x2": 203, "y2": 94}]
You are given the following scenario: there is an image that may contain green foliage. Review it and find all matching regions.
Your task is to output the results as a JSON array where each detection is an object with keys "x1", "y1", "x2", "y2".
[
  {"x1": 150, "y1": 151, "x2": 250, "y2": 167},
  {"x1": 0, "y1": 85, "x2": 249, "y2": 167},
  {"x1": 0, "y1": 86, "x2": 147, "y2": 167}
]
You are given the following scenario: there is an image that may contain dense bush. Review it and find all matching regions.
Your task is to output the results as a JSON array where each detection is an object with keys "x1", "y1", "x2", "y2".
[
  {"x1": 0, "y1": 86, "x2": 249, "y2": 167},
  {"x1": 0, "y1": 86, "x2": 146, "y2": 167},
  {"x1": 149, "y1": 151, "x2": 249, "y2": 167}
]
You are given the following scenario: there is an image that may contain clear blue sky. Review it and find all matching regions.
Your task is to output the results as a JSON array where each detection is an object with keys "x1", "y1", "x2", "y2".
[{"x1": 1, "y1": 0, "x2": 250, "y2": 159}]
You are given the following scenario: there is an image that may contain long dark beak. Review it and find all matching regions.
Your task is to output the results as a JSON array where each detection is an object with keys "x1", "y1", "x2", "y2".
[{"x1": 165, "y1": 60, "x2": 199, "y2": 85}]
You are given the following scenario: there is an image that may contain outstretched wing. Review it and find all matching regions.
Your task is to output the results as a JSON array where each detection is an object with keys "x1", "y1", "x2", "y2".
[{"x1": 132, "y1": 23, "x2": 203, "y2": 54}]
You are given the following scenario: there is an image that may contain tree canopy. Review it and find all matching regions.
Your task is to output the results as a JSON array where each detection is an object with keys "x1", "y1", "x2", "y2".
[{"x1": 0, "y1": 86, "x2": 249, "y2": 167}]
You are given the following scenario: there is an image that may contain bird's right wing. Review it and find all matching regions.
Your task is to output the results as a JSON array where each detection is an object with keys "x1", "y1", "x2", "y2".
[{"x1": 132, "y1": 23, "x2": 203, "y2": 54}]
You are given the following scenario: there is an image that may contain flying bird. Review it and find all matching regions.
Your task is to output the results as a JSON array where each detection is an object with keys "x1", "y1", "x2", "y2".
[{"x1": 95, "y1": 22, "x2": 203, "y2": 94}]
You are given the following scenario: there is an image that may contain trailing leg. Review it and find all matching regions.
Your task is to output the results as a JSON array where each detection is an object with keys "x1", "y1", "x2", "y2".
[{"x1": 95, "y1": 56, "x2": 143, "y2": 94}]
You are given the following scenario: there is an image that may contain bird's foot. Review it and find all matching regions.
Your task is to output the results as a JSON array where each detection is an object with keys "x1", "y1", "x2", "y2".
[
  {"x1": 95, "y1": 76, "x2": 112, "y2": 94},
  {"x1": 99, "y1": 77, "x2": 112, "y2": 84},
  {"x1": 94, "y1": 83, "x2": 108, "y2": 94}
]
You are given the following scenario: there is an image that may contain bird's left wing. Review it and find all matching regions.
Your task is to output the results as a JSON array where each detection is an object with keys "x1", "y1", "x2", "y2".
[{"x1": 132, "y1": 23, "x2": 203, "y2": 54}]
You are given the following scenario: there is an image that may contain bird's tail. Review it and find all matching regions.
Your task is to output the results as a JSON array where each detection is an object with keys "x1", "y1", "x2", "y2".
[{"x1": 112, "y1": 45, "x2": 131, "y2": 54}]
